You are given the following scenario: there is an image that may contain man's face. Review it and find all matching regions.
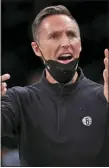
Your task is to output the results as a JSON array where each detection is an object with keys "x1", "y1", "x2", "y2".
[{"x1": 33, "y1": 14, "x2": 82, "y2": 64}]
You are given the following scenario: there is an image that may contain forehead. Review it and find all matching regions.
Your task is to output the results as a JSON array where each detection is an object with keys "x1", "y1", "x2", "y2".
[{"x1": 39, "y1": 14, "x2": 79, "y2": 35}]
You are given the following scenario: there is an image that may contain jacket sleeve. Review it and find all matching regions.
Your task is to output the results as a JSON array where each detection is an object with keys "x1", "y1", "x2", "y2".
[
  {"x1": 96, "y1": 85, "x2": 109, "y2": 166},
  {"x1": 99, "y1": 102, "x2": 109, "y2": 166},
  {"x1": 106, "y1": 104, "x2": 109, "y2": 166},
  {"x1": 101, "y1": 104, "x2": 109, "y2": 166},
  {"x1": 1, "y1": 87, "x2": 21, "y2": 137}
]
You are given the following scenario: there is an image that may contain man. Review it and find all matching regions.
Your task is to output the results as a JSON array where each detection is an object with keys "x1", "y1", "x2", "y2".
[{"x1": 1, "y1": 5, "x2": 109, "y2": 166}]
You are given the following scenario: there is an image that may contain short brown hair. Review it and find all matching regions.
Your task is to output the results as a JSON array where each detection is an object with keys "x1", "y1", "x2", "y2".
[{"x1": 32, "y1": 5, "x2": 79, "y2": 42}]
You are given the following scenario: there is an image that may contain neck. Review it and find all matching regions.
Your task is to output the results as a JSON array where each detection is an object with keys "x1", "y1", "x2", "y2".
[{"x1": 45, "y1": 69, "x2": 78, "y2": 84}]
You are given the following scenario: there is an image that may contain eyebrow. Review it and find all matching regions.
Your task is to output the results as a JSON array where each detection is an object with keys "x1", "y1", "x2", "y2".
[
  {"x1": 48, "y1": 31, "x2": 62, "y2": 38},
  {"x1": 48, "y1": 30, "x2": 76, "y2": 38}
]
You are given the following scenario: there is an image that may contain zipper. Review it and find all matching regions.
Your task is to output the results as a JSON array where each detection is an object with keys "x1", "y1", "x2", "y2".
[{"x1": 57, "y1": 85, "x2": 65, "y2": 135}]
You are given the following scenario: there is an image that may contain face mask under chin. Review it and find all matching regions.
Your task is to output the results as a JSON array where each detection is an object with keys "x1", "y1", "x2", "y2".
[
  {"x1": 44, "y1": 58, "x2": 79, "y2": 84},
  {"x1": 36, "y1": 44, "x2": 79, "y2": 84}
]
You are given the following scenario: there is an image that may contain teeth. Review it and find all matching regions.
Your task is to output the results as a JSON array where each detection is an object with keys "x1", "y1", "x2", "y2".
[
  {"x1": 58, "y1": 54, "x2": 72, "y2": 60},
  {"x1": 60, "y1": 54, "x2": 72, "y2": 57}
]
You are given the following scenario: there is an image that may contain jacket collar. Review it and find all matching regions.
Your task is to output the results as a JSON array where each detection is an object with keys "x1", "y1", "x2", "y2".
[{"x1": 40, "y1": 67, "x2": 86, "y2": 96}]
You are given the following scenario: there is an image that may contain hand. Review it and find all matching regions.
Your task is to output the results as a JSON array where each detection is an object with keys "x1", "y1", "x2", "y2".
[
  {"x1": 0, "y1": 74, "x2": 10, "y2": 96},
  {"x1": 103, "y1": 49, "x2": 109, "y2": 103}
]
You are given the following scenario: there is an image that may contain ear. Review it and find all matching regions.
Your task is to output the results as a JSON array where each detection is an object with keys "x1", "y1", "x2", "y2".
[
  {"x1": 80, "y1": 45, "x2": 82, "y2": 52},
  {"x1": 79, "y1": 39, "x2": 82, "y2": 52},
  {"x1": 31, "y1": 42, "x2": 42, "y2": 57}
]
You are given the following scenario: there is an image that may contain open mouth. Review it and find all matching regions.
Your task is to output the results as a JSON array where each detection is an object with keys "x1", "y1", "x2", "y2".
[{"x1": 57, "y1": 54, "x2": 73, "y2": 64}]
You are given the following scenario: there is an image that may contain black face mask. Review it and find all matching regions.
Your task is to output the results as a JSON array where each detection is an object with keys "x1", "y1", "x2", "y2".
[
  {"x1": 44, "y1": 58, "x2": 79, "y2": 84},
  {"x1": 37, "y1": 45, "x2": 79, "y2": 84}
]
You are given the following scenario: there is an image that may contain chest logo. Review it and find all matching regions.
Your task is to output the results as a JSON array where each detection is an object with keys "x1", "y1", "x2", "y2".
[{"x1": 82, "y1": 116, "x2": 92, "y2": 126}]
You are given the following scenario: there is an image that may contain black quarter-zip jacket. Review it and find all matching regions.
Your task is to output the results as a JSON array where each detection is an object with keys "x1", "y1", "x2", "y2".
[{"x1": 1, "y1": 67, "x2": 109, "y2": 166}]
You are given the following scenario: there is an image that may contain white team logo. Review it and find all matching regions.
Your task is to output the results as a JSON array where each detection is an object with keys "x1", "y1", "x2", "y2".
[{"x1": 82, "y1": 116, "x2": 92, "y2": 126}]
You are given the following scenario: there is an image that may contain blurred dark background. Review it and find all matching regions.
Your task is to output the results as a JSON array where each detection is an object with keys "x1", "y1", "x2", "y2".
[{"x1": 1, "y1": 0, "x2": 109, "y2": 165}]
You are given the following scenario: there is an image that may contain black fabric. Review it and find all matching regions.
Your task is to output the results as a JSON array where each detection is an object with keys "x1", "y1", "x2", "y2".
[
  {"x1": 44, "y1": 58, "x2": 79, "y2": 83},
  {"x1": 1, "y1": 67, "x2": 109, "y2": 166}
]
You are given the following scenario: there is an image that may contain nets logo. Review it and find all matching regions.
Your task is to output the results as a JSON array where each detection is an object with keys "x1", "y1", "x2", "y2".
[{"x1": 82, "y1": 116, "x2": 92, "y2": 126}]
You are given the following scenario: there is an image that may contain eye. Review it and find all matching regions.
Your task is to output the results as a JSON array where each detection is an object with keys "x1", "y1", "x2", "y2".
[
  {"x1": 67, "y1": 32, "x2": 77, "y2": 38},
  {"x1": 52, "y1": 33, "x2": 60, "y2": 39},
  {"x1": 49, "y1": 32, "x2": 61, "y2": 40}
]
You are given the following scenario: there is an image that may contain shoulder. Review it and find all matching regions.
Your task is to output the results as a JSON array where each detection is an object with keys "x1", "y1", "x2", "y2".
[
  {"x1": 5, "y1": 82, "x2": 42, "y2": 101},
  {"x1": 82, "y1": 77, "x2": 107, "y2": 104},
  {"x1": 8, "y1": 82, "x2": 41, "y2": 94},
  {"x1": 83, "y1": 77, "x2": 103, "y2": 91}
]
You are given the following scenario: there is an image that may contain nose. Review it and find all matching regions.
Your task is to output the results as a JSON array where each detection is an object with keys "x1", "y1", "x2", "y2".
[{"x1": 60, "y1": 35, "x2": 70, "y2": 48}]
